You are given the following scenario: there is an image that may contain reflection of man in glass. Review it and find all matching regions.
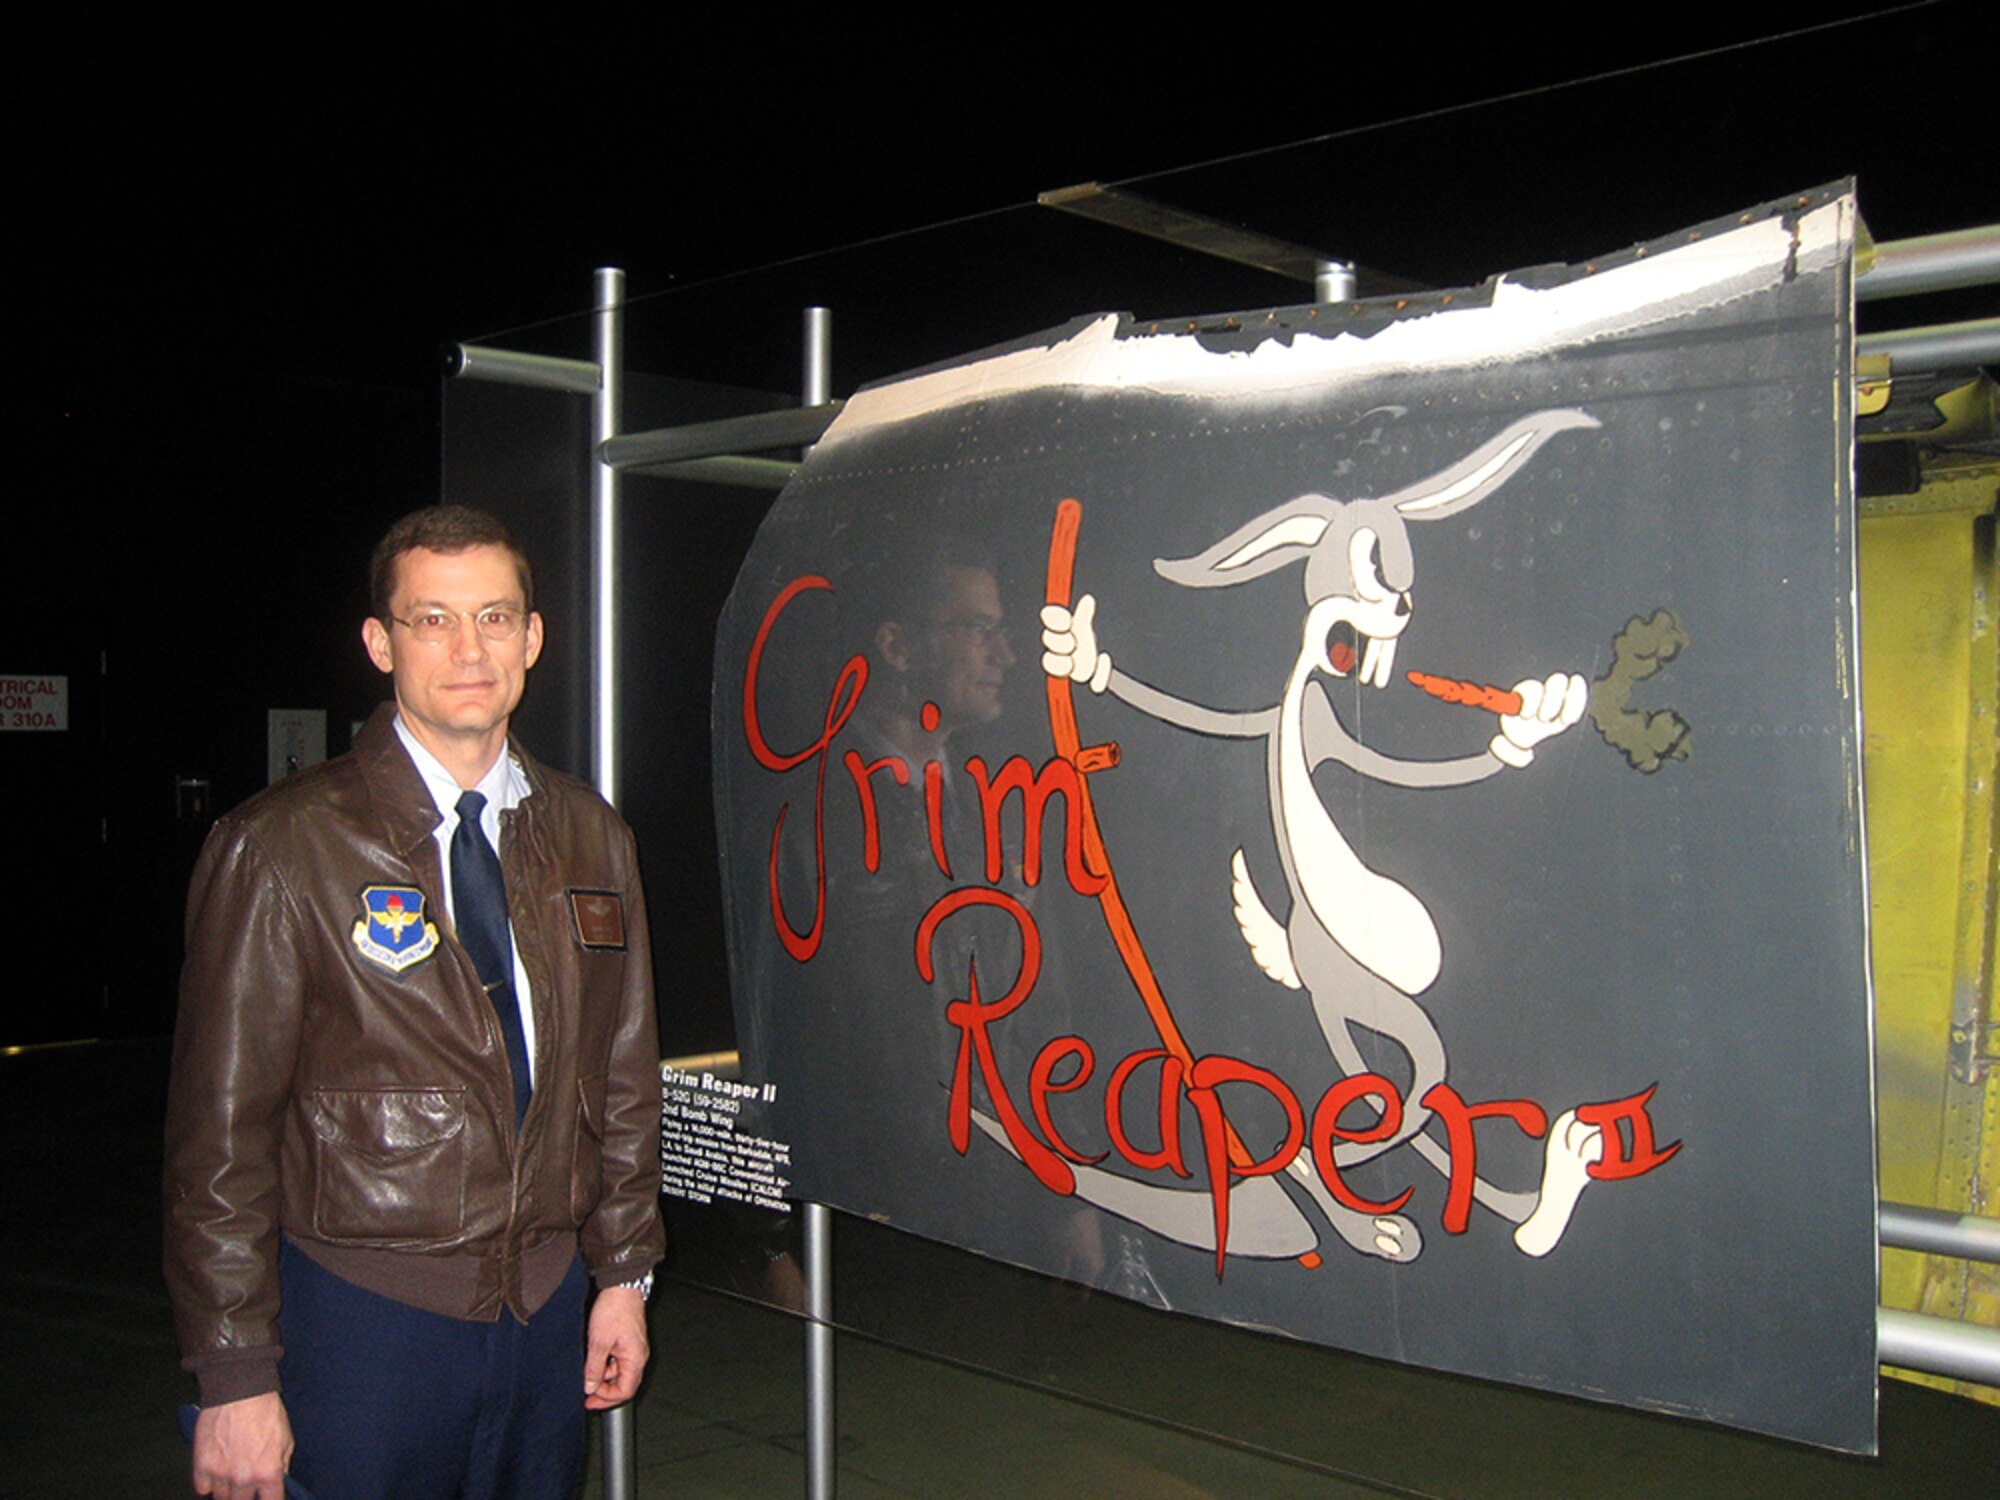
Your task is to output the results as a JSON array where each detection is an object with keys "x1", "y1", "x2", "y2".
[
  {"x1": 754, "y1": 541, "x2": 1022, "y2": 1307},
  {"x1": 863, "y1": 546, "x2": 1016, "y2": 759},
  {"x1": 848, "y1": 535, "x2": 1107, "y2": 1291},
  {"x1": 815, "y1": 539, "x2": 1022, "y2": 1070},
  {"x1": 836, "y1": 536, "x2": 1017, "y2": 920}
]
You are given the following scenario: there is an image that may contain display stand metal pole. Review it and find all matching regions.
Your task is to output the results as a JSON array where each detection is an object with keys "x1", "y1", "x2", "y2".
[
  {"x1": 591, "y1": 266, "x2": 638, "y2": 1500},
  {"x1": 804, "y1": 1202, "x2": 835, "y2": 1500},
  {"x1": 592, "y1": 266, "x2": 625, "y2": 807},
  {"x1": 800, "y1": 303, "x2": 838, "y2": 1500}
]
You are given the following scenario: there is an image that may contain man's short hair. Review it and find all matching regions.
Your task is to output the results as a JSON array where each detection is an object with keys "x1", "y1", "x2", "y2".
[
  {"x1": 851, "y1": 531, "x2": 999, "y2": 644},
  {"x1": 370, "y1": 505, "x2": 535, "y2": 618}
]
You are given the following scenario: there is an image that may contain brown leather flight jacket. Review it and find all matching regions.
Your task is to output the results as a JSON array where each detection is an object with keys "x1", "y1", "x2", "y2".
[{"x1": 164, "y1": 707, "x2": 664, "y2": 1404}]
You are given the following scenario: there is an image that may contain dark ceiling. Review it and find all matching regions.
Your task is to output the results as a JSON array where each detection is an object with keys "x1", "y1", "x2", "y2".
[{"x1": 35, "y1": 3, "x2": 1994, "y2": 409}]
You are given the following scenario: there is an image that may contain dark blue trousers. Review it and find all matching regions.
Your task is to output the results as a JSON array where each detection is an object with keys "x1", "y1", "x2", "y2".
[{"x1": 278, "y1": 1239, "x2": 588, "y2": 1500}]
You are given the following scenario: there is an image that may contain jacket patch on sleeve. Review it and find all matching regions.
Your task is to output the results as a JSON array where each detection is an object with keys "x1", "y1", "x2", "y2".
[
  {"x1": 567, "y1": 888, "x2": 627, "y2": 951},
  {"x1": 351, "y1": 885, "x2": 441, "y2": 972}
]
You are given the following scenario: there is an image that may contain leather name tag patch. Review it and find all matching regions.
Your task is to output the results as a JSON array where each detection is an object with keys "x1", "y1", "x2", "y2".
[{"x1": 567, "y1": 889, "x2": 627, "y2": 951}]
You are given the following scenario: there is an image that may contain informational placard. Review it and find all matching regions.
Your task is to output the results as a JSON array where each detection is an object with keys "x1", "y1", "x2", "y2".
[
  {"x1": 712, "y1": 185, "x2": 1875, "y2": 1450},
  {"x1": 659, "y1": 1064, "x2": 794, "y2": 1213},
  {"x1": 1, "y1": 675, "x2": 67, "y2": 731}
]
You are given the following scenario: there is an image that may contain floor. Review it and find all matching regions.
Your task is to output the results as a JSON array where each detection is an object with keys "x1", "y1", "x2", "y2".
[{"x1": 5, "y1": 1039, "x2": 1992, "y2": 1499}]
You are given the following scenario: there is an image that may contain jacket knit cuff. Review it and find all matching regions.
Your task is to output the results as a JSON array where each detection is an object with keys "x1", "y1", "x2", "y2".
[
  {"x1": 589, "y1": 1254, "x2": 660, "y2": 1293},
  {"x1": 187, "y1": 1345, "x2": 283, "y2": 1407}
]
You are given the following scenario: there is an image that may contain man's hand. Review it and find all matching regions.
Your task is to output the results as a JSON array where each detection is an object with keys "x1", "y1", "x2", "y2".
[
  {"x1": 582, "y1": 1286, "x2": 650, "y2": 1410},
  {"x1": 192, "y1": 1392, "x2": 293, "y2": 1500}
]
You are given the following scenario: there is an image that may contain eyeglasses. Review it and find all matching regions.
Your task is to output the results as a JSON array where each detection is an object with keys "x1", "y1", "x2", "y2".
[
  {"x1": 387, "y1": 606, "x2": 528, "y2": 645},
  {"x1": 933, "y1": 616, "x2": 1009, "y2": 646}
]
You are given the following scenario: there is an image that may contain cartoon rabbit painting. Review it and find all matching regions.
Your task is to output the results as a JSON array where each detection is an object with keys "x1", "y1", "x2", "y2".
[{"x1": 1042, "y1": 410, "x2": 1610, "y2": 1264}]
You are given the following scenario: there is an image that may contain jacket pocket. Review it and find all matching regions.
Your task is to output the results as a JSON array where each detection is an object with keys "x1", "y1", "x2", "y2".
[
  {"x1": 307, "y1": 1087, "x2": 467, "y2": 1244},
  {"x1": 571, "y1": 1073, "x2": 608, "y2": 1223}
]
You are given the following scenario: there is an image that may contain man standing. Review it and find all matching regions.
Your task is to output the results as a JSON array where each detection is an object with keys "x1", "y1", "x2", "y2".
[{"x1": 165, "y1": 506, "x2": 664, "y2": 1500}]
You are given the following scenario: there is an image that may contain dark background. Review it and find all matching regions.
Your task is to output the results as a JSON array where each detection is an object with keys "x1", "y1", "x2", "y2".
[{"x1": 13, "y1": 2, "x2": 1995, "y2": 1051}]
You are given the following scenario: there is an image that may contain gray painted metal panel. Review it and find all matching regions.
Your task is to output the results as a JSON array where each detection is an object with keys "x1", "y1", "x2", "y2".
[{"x1": 711, "y1": 186, "x2": 1877, "y2": 1452}]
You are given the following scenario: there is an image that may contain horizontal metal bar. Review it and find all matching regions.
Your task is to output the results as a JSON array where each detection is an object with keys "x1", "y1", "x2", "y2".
[
  {"x1": 1041, "y1": 181, "x2": 1331, "y2": 284},
  {"x1": 1856, "y1": 318, "x2": 2000, "y2": 372},
  {"x1": 1878, "y1": 1308, "x2": 2000, "y2": 1386},
  {"x1": 600, "y1": 403, "x2": 842, "y2": 469},
  {"x1": 1860, "y1": 225, "x2": 2000, "y2": 300},
  {"x1": 1038, "y1": 182, "x2": 1426, "y2": 298},
  {"x1": 1880, "y1": 1203, "x2": 2000, "y2": 1262},
  {"x1": 623, "y1": 455, "x2": 799, "y2": 491},
  {"x1": 661, "y1": 1050, "x2": 742, "y2": 1080},
  {"x1": 448, "y1": 343, "x2": 601, "y2": 394}
]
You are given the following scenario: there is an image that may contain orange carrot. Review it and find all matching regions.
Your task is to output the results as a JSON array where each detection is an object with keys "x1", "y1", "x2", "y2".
[{"x1": 1406, "y1": 670, "x2": 1522, "y2": 716}]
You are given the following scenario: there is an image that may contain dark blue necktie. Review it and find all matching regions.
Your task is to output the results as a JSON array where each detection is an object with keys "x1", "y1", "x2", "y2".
[{"x1": 451, "y1": 790, "x2": 532, "y2": 1125}]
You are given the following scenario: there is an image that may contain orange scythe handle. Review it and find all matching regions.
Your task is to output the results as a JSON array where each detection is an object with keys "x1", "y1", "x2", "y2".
[{"x1": 1045, "y1": 498, "x2": 1255, "y2": 1173}]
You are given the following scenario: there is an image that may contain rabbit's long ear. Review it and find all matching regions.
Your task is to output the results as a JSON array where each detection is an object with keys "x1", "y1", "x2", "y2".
[
  {"x1": 1388, "y1": 409, "x2": 1598, "y2": 521},
  {"x1": 1155, "y1": 494, "x2": 1339, "y2": 588}
]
